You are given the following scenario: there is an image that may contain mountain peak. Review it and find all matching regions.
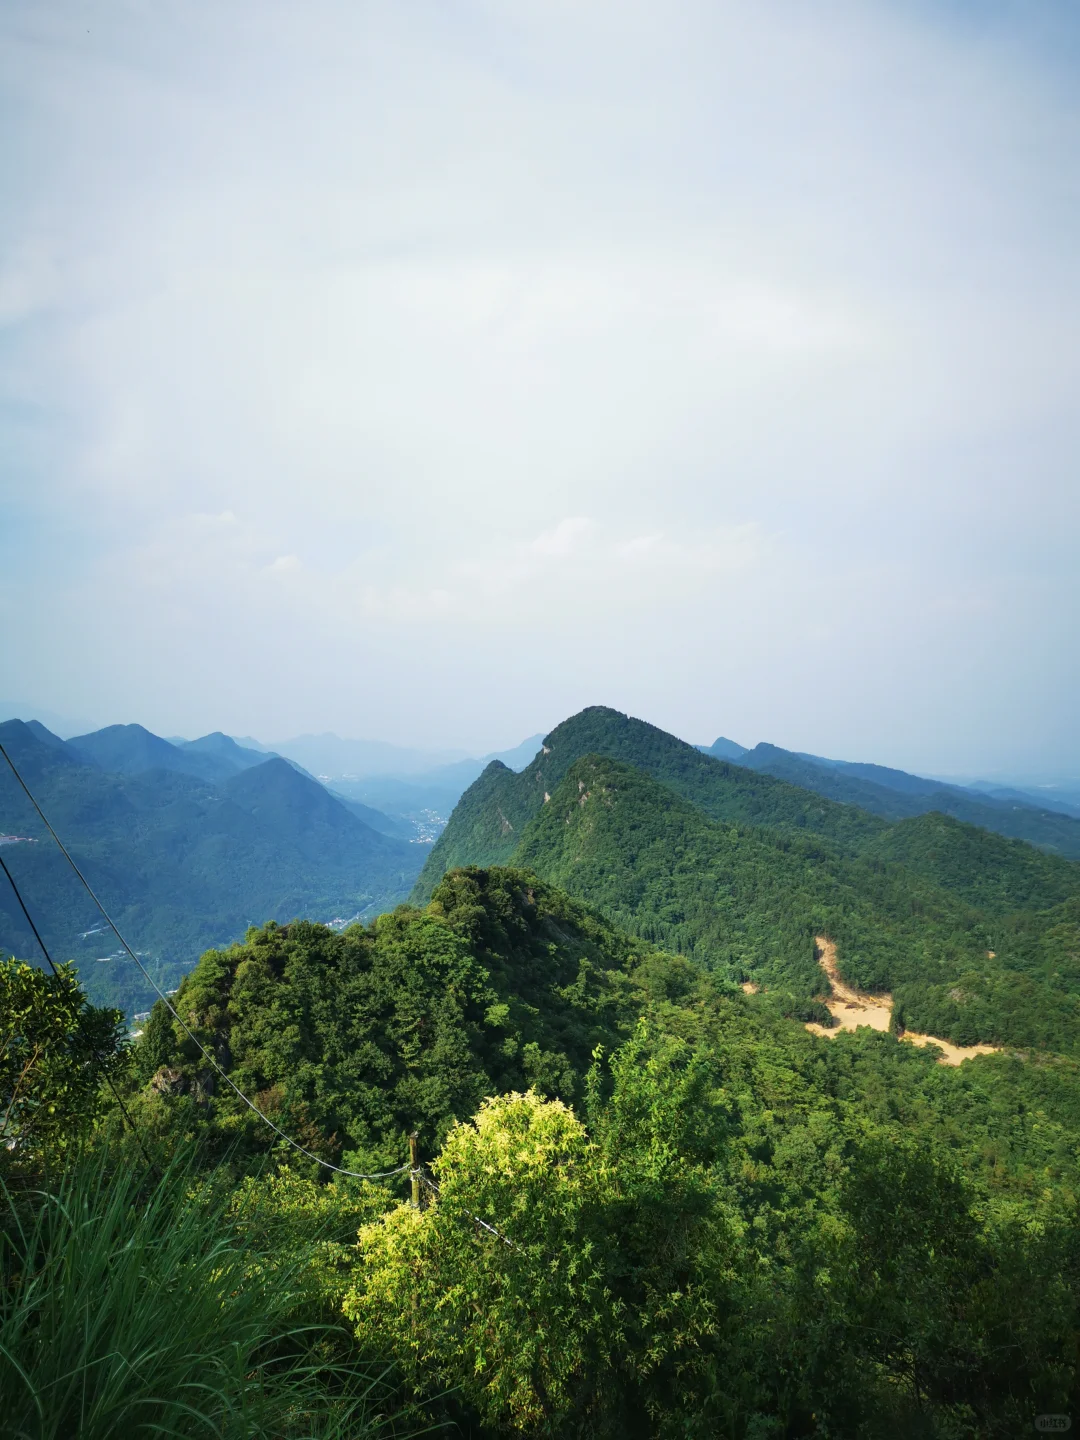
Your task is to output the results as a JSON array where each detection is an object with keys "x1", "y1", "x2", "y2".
[{"x1": 700, "y1": 736, "x2": 747, "y2": 761}]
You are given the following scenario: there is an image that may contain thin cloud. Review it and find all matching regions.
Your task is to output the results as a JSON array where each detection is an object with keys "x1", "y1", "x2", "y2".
[{"x1": 0, "y1": 0, "x2": 1077, "y2": 766}]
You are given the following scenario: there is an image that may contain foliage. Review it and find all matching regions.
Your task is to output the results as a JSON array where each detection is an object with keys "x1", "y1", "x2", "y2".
[
  {"x1": 347, "y1": 1092, "x2": 618, "y2": 1432},
  {"x1": 228, "y1": 1166, "x2": 396, "y2": 1312},
  {"x1": 0, "y1": 1149, "x2": 418, "y2": 1440},
  {"x1": 139, "y1": 869, "x2": 657, "y2": 1175},
  {"x1": 346, "y1": 1059, "x2": 1080, "y2": 1437},
  {"x1": 346, "y1": 1081, "x2": 745, "y2": 1438},
  {"x1": 865, "y1": 811, "x2": 1080, "y2": 913},
  {"x1": 834, "y1": 1133, "x2": 1080, "y2": 1427},
  {"x1": 0, "y1": 958, "x2": 128, "y2": 1172},
  {"x1": 31, "y1": 860, "x2": 1080, "y2": 1437}
]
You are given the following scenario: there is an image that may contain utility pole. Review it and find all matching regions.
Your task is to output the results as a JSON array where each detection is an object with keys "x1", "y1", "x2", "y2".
[{"x1": 410, "y1": 1131, "x2": 420, "y2": 1210}]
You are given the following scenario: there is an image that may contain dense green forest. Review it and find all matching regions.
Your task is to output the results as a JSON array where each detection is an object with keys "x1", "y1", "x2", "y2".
[
  {"x1": 416, "y1": 709, "x2": 1080, "y2": 1055},
  {"x1": 6, "y1": 866, "x2": 1080, "y2": 1436},
  {"x1": 6, "y1": 704, "x2": 1080, "y2": 1435}
]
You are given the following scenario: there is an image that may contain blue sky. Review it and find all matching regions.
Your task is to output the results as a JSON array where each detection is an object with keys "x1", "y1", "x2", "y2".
[{"x1": 1, "y1": 0, "x2": 1078, "y2": 776}]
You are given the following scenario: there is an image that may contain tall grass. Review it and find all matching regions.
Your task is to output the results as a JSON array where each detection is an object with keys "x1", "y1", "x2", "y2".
[{"x1": 0, "y1": 1152, "x2": 412, "y2": 1440}]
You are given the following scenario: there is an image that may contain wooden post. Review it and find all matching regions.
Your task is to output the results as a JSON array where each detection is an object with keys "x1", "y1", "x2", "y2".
[{"x1": 410, "y1": 1131, "x2": 420, "y2": 1210}]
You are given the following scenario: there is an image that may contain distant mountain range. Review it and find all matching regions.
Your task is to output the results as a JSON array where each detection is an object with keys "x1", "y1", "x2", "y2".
[
  {"x1": 0, "y1": 701, "x2": 100, "y2": 738},
  {"x1": 65, "y1": 724, "x2": 271, "y2": 786},
  {"x1": 252, "y1": 732, "x2": 544, "y2": 782},
  {"x1": 260, "y1": 733, "x2": 545, "y2": 828},
  {"x1": 0, "y1": 719, "x2": 427, "y2": 1014},
  {"x1": 696, "y1": 737, "x2": 1080, "y2": 858}
]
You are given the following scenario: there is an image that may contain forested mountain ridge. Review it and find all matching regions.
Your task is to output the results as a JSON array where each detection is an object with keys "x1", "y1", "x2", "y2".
[
  {"x1": 67, "y1": 722, "x2": 248, "y2": 784},
  {"x1": 138, "y1": 867, "x2": 651, "y2": 1169},
  {"x1": 864, "y1": 810, "x2": 1080, "y2": 915},
  {"x1": 0, "y1": 719, "x2": 425, "y2": 1013},
  {"x1": 412, "y1": 705, "x2": 886, "y2": 903},
  {"x1": 510, "y1": 755, "x2": 1080, "y2": 1053},
  {"x1": 739, "y1": 740, "x2": 1080, "y2": 858},
  {"x1": 415, "y1": 707, "x2": 1080, "y2": 1056}
]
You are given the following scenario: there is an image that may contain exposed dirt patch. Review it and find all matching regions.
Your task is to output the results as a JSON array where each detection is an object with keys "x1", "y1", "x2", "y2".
[
  {"x1": 805, "y1": 938, "x2": 893, "y2": 1035},
  {"x1": 740, "y1": 981, "x2": 759, "y2": 995},
  {"x1": 899, "y1": 1030, "x2": 1000, "y2": 1064},
  {"x1": 805, "y1": 937, "x2": 1000, "y2": 1066}
]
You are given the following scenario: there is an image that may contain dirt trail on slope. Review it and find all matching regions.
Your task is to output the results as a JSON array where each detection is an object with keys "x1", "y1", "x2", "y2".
[{"x1": 804, "y1": 937, "x2": 999, "y2": 1066}]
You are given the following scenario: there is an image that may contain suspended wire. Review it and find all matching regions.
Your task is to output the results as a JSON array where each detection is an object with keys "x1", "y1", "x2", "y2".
[
  {"x1": 415, "y1": 1169, "x2": 521, "y2": 1251},
  {"x1": 0, "y1": 850, "x2": 157, "y2": 1175},
  {"x1": 0, "y1": 741, "x2": 413, "y2": 1184}
]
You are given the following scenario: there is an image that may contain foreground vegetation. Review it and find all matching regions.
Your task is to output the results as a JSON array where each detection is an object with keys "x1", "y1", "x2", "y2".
[{"x1": 6, "y1": 857, "x2": 1080, "y2": 1436}]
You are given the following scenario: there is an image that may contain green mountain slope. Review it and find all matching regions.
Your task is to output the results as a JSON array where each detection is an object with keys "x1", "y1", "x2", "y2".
[
  {"x1": 412, "y1": 705, "x2": 885, "y2": 903},
  {"x1": 129, "y1": 861, "x2": 1080, "y2": 1433},
  {"x1": 865, "y1": 810, "x2": 1080, "y2": 915},
  {"x1": 697, "y1": 735, "x2": 747, "y2": 760},
  {"x1": 415, "y1": 707, "x2": 1080, "y2": 1052},
  {"x1": 511, "y1": 755, "x2": 1080, "y2": 1053},
  {"x1": 740, "y1": 741, "x2": 1080, "y2": 858},
  {"x1": 0, "y1": 720, "x2": 425, "y2": 1013},
  {"x1": 142, "y1": 865, "x2": 654, "y2": 1167}
]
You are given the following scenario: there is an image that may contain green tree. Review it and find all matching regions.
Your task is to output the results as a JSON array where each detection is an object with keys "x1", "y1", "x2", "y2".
[
  {"x1": 346, "y1": 1090, "x2": 618, "y2": 1433},
  {"x1": 0, "y1": 959, "x2": 128, "y2": 1171}
]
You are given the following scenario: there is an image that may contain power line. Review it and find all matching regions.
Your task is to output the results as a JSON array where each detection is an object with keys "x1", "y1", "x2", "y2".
[
  {"x1": 0, "y1": 850, "x2": 157, "y2": 1174},
  {"x1": 0, "y1": 741, "x2": 412, "y2": 1184},
  {"x1": 415, "y1": 1168, "x2": 521, "y2": 1251}
]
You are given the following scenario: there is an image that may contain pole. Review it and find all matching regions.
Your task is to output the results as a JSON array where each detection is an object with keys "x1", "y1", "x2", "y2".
[{"x1": 410, "y1": 1131, "x2": 420, "y2": 1210}]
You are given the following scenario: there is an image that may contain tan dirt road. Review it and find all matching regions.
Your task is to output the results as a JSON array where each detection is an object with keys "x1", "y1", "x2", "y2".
[{"x1": 804, "y1": 937, "x2": 999, "y2": 1066}]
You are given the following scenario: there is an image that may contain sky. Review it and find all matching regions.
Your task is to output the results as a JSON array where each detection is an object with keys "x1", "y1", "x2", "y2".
[{"x1": 1, "y1": 0, "x2": 1078, "y2": 777}]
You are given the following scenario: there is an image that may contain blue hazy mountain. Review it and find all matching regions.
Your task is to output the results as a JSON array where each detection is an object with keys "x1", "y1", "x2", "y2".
[
  {"x1": 327, "y1": 792, "x2": 417, "y2": 841},
  {"x1": 265, "y1": 730, "x2": 544, "y2": 785},
  {"x1": 267, "y1": 733, "x2": 471, "y2": 778},
  {"x1": 0, "y1": 720, "x2": 425, "y2": 1014},
  {"x1": 0, "y1": 701, "x2": 98, "y2": 738},
  {"x1": 967, "y1": 781, "x2": 1080, "y2": 822},
  {"x1": 697, "y1": 736, "x2": 748, "y2": 761},
  {"x1": 412, "y1": 735, "x2": 546, "y2": 791},
  {"x1": 253, "y1": 731, "x2": 547, "y2": 828},
  {"x1": 179, "y1": 731, "x2": 268, "y2": 772},
  {"x1": 66, "y1": 723, "x2": 238, "y2": 784}
]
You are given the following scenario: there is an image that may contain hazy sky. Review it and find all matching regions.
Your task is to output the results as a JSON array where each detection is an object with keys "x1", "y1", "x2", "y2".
[{"x1": 2, "y1": 0, "x2": 1078, "y2": 775}]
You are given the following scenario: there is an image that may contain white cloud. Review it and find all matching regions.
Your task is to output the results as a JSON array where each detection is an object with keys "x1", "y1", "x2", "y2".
[
  {"x1": 0, "y1": 0, "x2": 1077, "y2": 765},
  {"x1": 530, "y1": 518, "x2": 594, "y2": 557}
]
